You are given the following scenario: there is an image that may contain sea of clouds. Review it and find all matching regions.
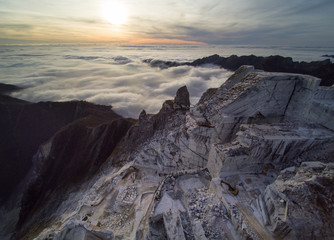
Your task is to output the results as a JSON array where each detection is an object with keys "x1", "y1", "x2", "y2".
[
  {"x1": 1, "y1": 44, "x2": 332, "y2": 118},
  {"x1": 0, "y1": 45, "x2": 232, "y2": 118}
]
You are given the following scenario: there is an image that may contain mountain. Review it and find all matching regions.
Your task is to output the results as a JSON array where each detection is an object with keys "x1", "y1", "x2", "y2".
[
  {"x1": 1, "y1": 66, "x2": 334, "y2": 240},
  {"x1": 144, "y1": 54, "x2": 334, "y2": 86}
]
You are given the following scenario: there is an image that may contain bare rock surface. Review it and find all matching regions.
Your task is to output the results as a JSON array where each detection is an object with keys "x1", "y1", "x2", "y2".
[
  {"x1": 2, "y1": 66, "x2": 334, "y2": 240},
  {"x1": 262, "y1": 162, "x2": 334, "y2": 239}
]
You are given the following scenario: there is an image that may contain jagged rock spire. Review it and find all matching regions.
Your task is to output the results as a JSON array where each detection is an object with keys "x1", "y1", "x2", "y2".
[
  {"x1": 139, "y1": 109, "x2": 147, "y2": 123},
  {"x1": 139, "y1": 109, "x2": 146, "y2": 119},
  {"x1": 174, "y1": 85, "x2": 190, "y2": 110}
]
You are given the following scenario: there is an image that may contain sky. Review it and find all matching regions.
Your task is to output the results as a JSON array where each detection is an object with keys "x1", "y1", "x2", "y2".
[{"x1": 0, "y1": 0, "x2": 334, "y2": 46}]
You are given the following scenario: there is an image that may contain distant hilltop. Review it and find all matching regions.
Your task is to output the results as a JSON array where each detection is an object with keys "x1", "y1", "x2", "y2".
[
  {"x1": 0, "y1": 83, "x2": 21, "y2": 95},
  {"x1": 322, "y1": 54, "x2": 334, "y2": 59},
  {"x1": 144, "y1": 54, "x2": 334, "y2": 86}
]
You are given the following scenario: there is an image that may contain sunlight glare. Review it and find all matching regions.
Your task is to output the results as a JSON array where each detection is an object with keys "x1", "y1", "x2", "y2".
[{"x1": 103, "y1": 1, "x2": 128, "y2": 25}]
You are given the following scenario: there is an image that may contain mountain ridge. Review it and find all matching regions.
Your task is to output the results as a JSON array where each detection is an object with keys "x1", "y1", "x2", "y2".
[
  {"x1": 144, "y1": 54, "x2": 334, "y2": 86},
  {"x1": 1, "y1": 65, "x2": 334, "y2": 239}
]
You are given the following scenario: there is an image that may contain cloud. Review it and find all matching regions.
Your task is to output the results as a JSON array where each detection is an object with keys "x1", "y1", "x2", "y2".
[
  {"x1": 0, "y1": 23, "x2": 34, "y2": 30},
  {"x1": 125, "y1": 0, "x2": 334, "y2": 46},
  {"x1": 1, "y1": 0, "x2": 333, "y2": 46},
  {"x1": 276, "y1": 0, "x2": 333, "y2": 16},
  {"x1": 7, "y1": 48, "x2": 231, "y2": 118}
]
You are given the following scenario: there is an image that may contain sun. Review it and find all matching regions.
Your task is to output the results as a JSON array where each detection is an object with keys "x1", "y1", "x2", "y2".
[{"x1": 103, "y1": 1, "x2": 128, "y2": 25}]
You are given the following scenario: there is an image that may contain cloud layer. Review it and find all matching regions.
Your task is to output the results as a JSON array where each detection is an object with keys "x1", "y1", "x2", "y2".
[{"x1": 3, "y1": 46, "x2": 231, "y2": 118}]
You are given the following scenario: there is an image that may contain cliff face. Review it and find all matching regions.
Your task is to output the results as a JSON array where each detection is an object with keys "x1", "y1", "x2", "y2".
[
  {"x1": 2, "y1": 66, "x2": 334, "y2": 240},
  {"x1": 0, "y1": 95, "x2": 133, "y2": 239},
  {"x1": 17, "y1": 118, "x2": 133, "y2": 230}
]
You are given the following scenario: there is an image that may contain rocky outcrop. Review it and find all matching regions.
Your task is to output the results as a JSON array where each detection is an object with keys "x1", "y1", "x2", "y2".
[
  {"x1": 173, "y1": 86, "x2": 190, "y2": 110},
  {"x1": 145, "y1": 54, "x2": 334, "y2": 86},
  {"x1": 121, "y1": 86, "x2": 191, "y2": 163},
  {"x1": 208, "y1": 123, "x2": 334, "y2": 177},
  {"x1": 4, "y1": 66, "x2": 334, "y2": 240}
]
